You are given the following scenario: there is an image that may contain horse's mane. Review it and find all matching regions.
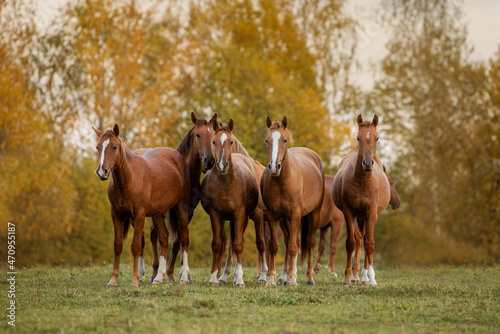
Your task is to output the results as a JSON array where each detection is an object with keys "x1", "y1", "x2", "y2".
[
  {"x1": 267, "y1": 122, "x2": 294, "y2": 144},
  {"x1": 215, "y1": 125, "x2": 250, "y2": 158},
  {"x1": 177, "y1": 118, "x2": 211, "y2": 156}
]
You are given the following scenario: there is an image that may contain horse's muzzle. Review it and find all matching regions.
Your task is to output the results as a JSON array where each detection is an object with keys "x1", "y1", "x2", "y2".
[
  {"x1": 96, "y1": 169, "x2": 110, "y2": 180},
  {"x1": 362, "y1": 159, "x2": 374, "y2": 172},
  {"x1": 203, "y1": 157, "x2": 215, "y2": 173},
  {"x1": 217, "y1": 161, "x2": 229, "y2": 174},
  {"x1": 268, "y1": 163, "x2": 282, "y2": 176}
]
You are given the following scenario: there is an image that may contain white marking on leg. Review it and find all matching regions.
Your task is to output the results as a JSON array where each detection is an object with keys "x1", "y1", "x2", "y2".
[
  {"x1": 368, "y1": 265, "x2": 377, "y2": 285},
  {"x1": 180, "y1": 251, "x2": 190, "y2": 282},
  {"x1": 258, "y1": 254, "x2": 268, "y2": 282},
  {"x1": 98, "y1": 139, "x2": 109, "y2": 173},
  {"x1": 271, "y1": 131, "x2": 281, "y2": 169},
  {"x1": 219, "y1": 148, "x2": 225, "y2": 171},
  {"x1": 209, "y1": 269, "x2": 218, "y2": 285},
  {"x1": 234, "y1": 262, "x2": 244, "y2": 286},
  {"x1": 295, "y1": 254, "x2": 298, "y2": 275},
  {"x1": 139, "y1": 256, "x2": 145, "y2": 282},
  {"x1": 361, "y1": 268, "x2": 368, "y2": 283},
  {"x1": 154, "y1": 255, "x2": 166, "y2": 282}
]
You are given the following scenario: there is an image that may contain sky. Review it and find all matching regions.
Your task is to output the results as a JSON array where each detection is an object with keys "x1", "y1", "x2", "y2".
[{"x1": 34, "y1": 0, "x2": 500, "y2": 92}]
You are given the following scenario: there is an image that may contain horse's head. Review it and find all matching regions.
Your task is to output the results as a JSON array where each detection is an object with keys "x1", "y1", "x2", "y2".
[
  {"x1": 92, "y1": 124, "x2": 123, "y2": 181},
  {"x1": 383, "y1": 165, "x2": 401, "y2": 209},
  {"x1": 265, "y1": 116, "x2": 292, "y2": 176},
  {"x1": 191, "y1": 112, "x2": 218, "y2": 172},
  {"x1": 356, "y1": 114, "x2": 379, "y2": 172},
  {"x1": 212, "y1": 119, "x2": 235, "y2": 175}
]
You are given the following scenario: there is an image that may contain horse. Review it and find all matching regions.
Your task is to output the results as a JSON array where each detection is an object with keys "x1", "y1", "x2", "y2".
[
  {"x1": 93, "y1": 124, "x2": 190, "y2": 287},
  {"x1": 332, "y1": 114, "x2": 390, "y2": 286},
  {"x1": 260, "y1": 116, "x2": 324, "y2": 286},
  {"x1": 314, "y1": 168, "x2": 401, "y2": 278},
  {"x1": 201, "y1": 120, "x2": 260, "y2": 287},
  {"x1": 145, "y1": 112, "x2": 218, "y2": 284}
]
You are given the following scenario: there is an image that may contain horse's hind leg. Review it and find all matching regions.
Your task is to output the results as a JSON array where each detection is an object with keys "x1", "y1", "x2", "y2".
[
  {"x1": 328, "y1": 219, "x2": 343, "y2": 279},
  {"x1": 252, "y1": 209, "x2": 268, "y2": 283},
  {"x1": 279, "y1": 220, "x2": 290, "y2": 284},
  {"x1": 266, "y1": 216, "x2": 279, "y2": 286},
  {"x1": 150, "y1": 226, "x2": 159, "y2": 283},
  {"x1": 139, "y1": 232, "x2": 146, "y2": 283},
  {"x1": 314, "y1": 227, "x2": 328, "y2": 273},
  {"x1": 305, "y1": 208, "x2": 320, "y2": 285},
  {"x1": 151, "y1": 215, "x2": 169, "y2": 284},
  {"x1": 177, "y1": 206, "x2": 191, "y2": 284},
  {"x1": 130, "y1": 210, "x2": 146, "y2": 287}
]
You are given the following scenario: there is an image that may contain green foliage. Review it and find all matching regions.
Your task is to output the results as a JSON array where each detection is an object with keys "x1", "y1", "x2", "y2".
[{"x1": 1, "y1": 265, "x2": 499, "y2": 333}]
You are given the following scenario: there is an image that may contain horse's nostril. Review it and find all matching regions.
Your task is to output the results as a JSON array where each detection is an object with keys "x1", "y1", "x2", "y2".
[
  {"x1": 370, "y1": 160, "x2": 374, "y2": 166},
  {"x1": 277, "y1": 163, "x2": 281, "y2": 169},
  {"x1": 104, "y1": 168, "x2": 109, "y2": 174},
  {"x1": 203, "y1": 158, "x2": 208, "y2": 164},
  {"x1": 268, "y1": 164, "x2": 272, "y2": 170}
]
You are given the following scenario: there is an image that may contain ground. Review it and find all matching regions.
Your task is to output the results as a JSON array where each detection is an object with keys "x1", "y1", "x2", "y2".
[{"x1": 0, "y1": 264, "x2": 499, "y2": 333}]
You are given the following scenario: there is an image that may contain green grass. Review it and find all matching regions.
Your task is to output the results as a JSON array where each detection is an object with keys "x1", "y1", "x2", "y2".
[{"x1": 1, "y1": 264, "x2": 499, "y2": 333}]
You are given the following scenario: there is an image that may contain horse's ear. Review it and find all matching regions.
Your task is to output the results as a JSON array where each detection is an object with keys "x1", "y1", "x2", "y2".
[
  {"x1": 209, "y1": 113, "x2": 217, "y2": 124},
  {"x1": 212, "y1": 120, "x2": 219, "y2": 132},
  {"x1": 113, "y1": 124, "x2": 120, "y2": 136},
  {"x1": 191, "y1": 112, "x2": 198, "y2": 125},
  {"x1": 357, "y1": 114, "x2": 363, "y2": 125},
  {"x1": 92, "y1": 126, "x2": 103, "y2": 138},
  {"x1": 372, "y1": 115, "x2": 379, "y2": 127},
  {"x1": 266, "y1": 116, "x2": 272, "y2": 128},
  {"x1": 282, "y1": 116, "x2": 288, "y2": 129},
  {"x1": 228, "y1": 119, "x2": 234, "y2": 132}
]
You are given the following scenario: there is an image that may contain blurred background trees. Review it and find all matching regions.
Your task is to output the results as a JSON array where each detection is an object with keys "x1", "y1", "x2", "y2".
[{"x1": 0, "y1": 0, "x2": 498, "y2": 267}]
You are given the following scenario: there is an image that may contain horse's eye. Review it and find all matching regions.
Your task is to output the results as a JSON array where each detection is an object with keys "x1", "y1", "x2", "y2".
[
  {"x1": 376, "y1": 137, "x2": 379, "y2": 142},
  {"x1": 284, "y1": 139, "x2": 287, "y2": 143},
  {"x1": 196, "y1": 133, "x2": 200, "y2": 138},
  {"x1": 357, "y1": 137, "x2": 360, "y2": 141},
  {"x1": 230, "y1": 141, "x2": 233, "y2": 145},
  {"x1": 113, "y1": 145, "x2": 118, "y2": 150},
  {"x1": 96, "y1": 146, "x2": 98, "y2": 150},
  {"x1": 212, "y1": 141, "x2": 216, "y2": 145},
  {"x1": 265, "y1": 140, "x2": 268, "y2": 143}
]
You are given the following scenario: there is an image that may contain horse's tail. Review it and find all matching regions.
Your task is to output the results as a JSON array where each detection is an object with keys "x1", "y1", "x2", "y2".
[
  {"x1": 167, "y1": 209, "x2": 179, "y2": 242},
  {"x1": 300, "y1": 215, "x2": 310, "y2": 266},
  {"x1": 123, "y1": 218, "x2": 131, "y2": 239}
]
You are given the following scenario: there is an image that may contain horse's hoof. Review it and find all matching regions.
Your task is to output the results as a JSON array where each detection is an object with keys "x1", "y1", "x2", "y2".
[
  {"x1": 209, "y1": 282, "x2": 218, "y2": 286},
  {"x1": 152, "y1": 280, "x2": 162, "y2": 285},
  {"x1": 369, "y1": 283, "x2": 378, "y2": 287},
  {"x1": 150, "y1": 276, "x2": 155, "y2": 284},
  {"x1": 233, "y1": 283, "x2": 245, "y2": 288},
  {"x1": 305, "y1": 281, "x2": 315, "y2": 286},
  {"x1": 129, "y1": 283, "x2": 139, "y2": 288},
  {"x1": 362, "y1": 281, "x2": 369, "y2": 285},
  {"x1": 188, "y1": 275, "x2": 193, "y2": 283},
  {"x1": 266, "y1": 281, "x2": 276, "y2": 287},
  {"x1": 351, "y1": 279, "x2": 360, "y2": 285},
  {"x1": 167, "y1": 276, "x2": 175, "y2": 284},
  {"x1": 343, "y1": 282, "x2": 351, "y2": 286},
  {"x1": 180, "y1": 280, "x2": 190, "y2": 285},
  {"x1": 314, "y1": 267, "x2": 320, "y2": 273},
  {"x1": 258, "y1": 279, "x2": 267, "y2": 284},
  {"x1": 218, "y1": 280, "x2": 227, "y2": 284},
  {"x1": 106, "y1": 284, "x2": 117, "y2": 288},
  {"x1": 139, "y1": 278, "x2": 144, "y2": 283}
]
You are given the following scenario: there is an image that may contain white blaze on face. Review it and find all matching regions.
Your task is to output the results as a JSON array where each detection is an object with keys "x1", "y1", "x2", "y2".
[
  {"x1": 366, "y1": 132, "x2": 370, "y2": 140},
  {"x1": 98, "y1": 138, "x2": 110, "y2": 173},
  {"x1": 271, "y1": 131, "x2": 281, "y2": 169},
  {"x1": 219, "y1": 133, "x2": 228, "y2": 170}
]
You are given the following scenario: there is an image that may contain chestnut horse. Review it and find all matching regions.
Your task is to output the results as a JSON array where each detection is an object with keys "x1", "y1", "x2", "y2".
[
  {"x1": 314, "y1": 169, "x2": 401, "y2": 278},
  {"x1": 201, "y1": 120, "x2": 260, "y2": 287},
  {"x1": 261, "y1": 116, "x2": 324, "y2": 286},
  {"x1": 332, "y1": 114, "x2": 390, "y2": 286},
  {"x1": 93, "y1": 124, "x2": 190, "y2": 287},
  {"x1": 145, "y1": 112, "x2": 218, "y2": 284}
]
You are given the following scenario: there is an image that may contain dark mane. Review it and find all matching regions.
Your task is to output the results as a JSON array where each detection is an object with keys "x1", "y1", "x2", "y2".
[{"x1": 177, "y1": 118, "x2": 210, "y2": 156}]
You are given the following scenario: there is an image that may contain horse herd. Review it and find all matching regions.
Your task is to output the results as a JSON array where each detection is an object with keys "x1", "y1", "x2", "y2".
[{"x1": 93, "y1": 113, "x2": 400, "y2": 288}]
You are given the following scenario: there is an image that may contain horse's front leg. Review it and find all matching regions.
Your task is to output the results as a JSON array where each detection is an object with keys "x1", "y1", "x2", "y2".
[
  {"x1": 208, "y1": 211, "x2": 222, "y2": 286},
  {"x1": 352, "y1": 219, "x2": 363, "y2": 284},
  {"x1": 284, "y1": 212, "x2": 301, "y2": 286},
  {"x1": 130, "y1": 210, "x2": 146, "y2": 287},
  {"x1": 328, "y1": 219, "x2": 343, "y2": 279},
  {"x1": 150, "y1": 226, "x2": 159, "y2": 283},
  {"x1": 252, "y1": 209, "x2": 268, "y2": 283},
  {"x1": 107, "y1": 209, "x2": 124, "y2": 288},
  {"x1": 232, "y1": 214, "x2": 247, "y2": 287},
  {"x1": 305, "y1": 207, "x2": 321, "y2": 285},
  {"x1": 278, "y1": 220, "x2": 290, "y2": 284},
  {"x1": 314, "y1": 227, "x2": 328, "y2": 273},
  {"x1": 343, "y1": 209, "x2": 356, "y2": 285},
  {"x1": 219, "y1": 227, "x2": 232, "y2": 284},
  {"x1": 177, "y1": 206, "x2": 191, "y2": 284},
  {"x1": 364, "y1": 211, "x2": 378, "y2": 286},
  {"x1": 265, "y1": 216, "x2": 279, "y2": 287}
]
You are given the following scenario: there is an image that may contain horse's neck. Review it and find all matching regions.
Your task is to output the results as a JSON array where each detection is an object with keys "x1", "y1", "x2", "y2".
[
  {"x1": 112, "y1": 147, "x2": 137, "y2": 189},
  {"x1": 353, "y1": 151, "x2": 373, "y2": 183},
  {"x1": 275, "y1": 149, "x2": 295, "y2": 181},
  {"x1": 182, "y1": 141, "x2": 202, "y2": 185}
]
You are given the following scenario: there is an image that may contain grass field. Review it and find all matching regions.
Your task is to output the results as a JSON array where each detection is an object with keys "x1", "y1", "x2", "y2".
[{"x1": 1, "y1": 264, "x2": 499, "y2": 333}]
